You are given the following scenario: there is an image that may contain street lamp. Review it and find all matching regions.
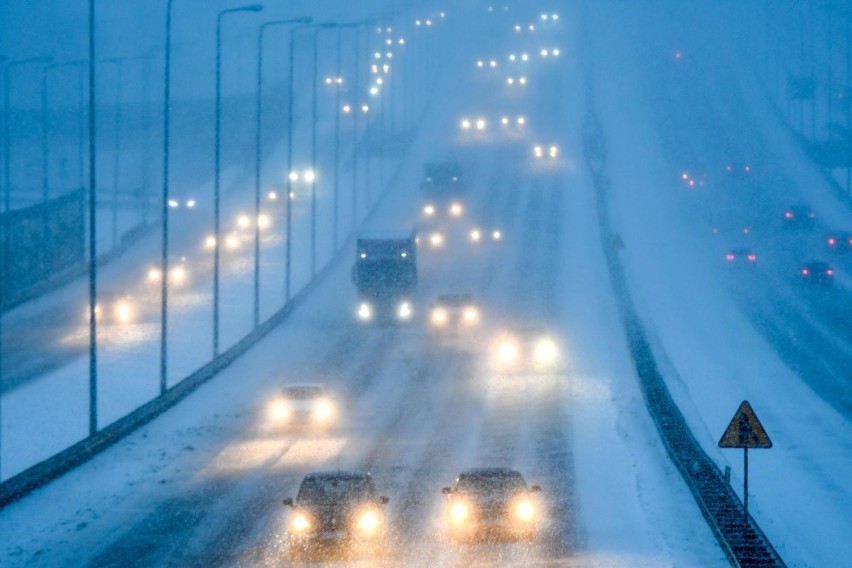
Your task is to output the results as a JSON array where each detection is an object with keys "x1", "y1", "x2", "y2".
[
  {"x1": 253, "y1": 16, "x2": 311, "y2": 328},
  {"x1": 213, "y1": 3, "x2": 263, "y2": 357},
  {"x1": 284, "y1": 22, "x2": 332, "y2": 301},
  {"x1": 309, "y1": 22, "x2": 338, "y2": 279}
]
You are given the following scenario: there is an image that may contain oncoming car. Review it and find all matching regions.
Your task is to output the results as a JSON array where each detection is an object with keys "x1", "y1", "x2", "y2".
[
  {"x1": 430, "y1": 293, "x2": 480, "y2": 331},
  {"x1": 469, "y1": 227, "x2": 503, "y2": 244},
  {"x1": 267, "y1": 384, "x2": 337, "y2": 431},
  {"x1": 533, "y1": 144, "x2": 559, "y2": 160},
  {"x1": 442, "y1": 468, "x2": 541, "y2": 542},
  {"x1": 146, "y1": 257, "x2": 188, "y2": 287},
  {"x1": 88, "y1": 290, "x2": 136, "y2": 325},
  {"x1": 492, "y1": 327, "x2": 561, "y2": 373},
  {"x1": 283, "y1": 471, "x2": 389, "y2": 559}
]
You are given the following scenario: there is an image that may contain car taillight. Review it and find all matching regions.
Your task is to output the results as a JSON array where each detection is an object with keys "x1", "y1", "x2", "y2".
[
  {"x1": 828, "y1": 238, "x2": 837, "y2": 246},
  {"x1": 747, "y1": 255, "x2": 757, "y2": 262},
  {"x1": 802, "y1": 269, "x2": 809, "y2": 276},
  {"x1": 785, "y1": 212, "x2": 793, "y2": 219},
  {"x1": 726, "y1": 254, "x2": 735, "y2": 261},
  {"x1": 827, "y1": 269, "x2": 834, "y2": 276}
]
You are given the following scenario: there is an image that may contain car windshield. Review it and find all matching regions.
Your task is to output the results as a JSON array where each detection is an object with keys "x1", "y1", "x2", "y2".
[
  {"x1": 456, "y1": 471, "x2": 527, "y2": 496},
  {"x1": 297, "y1": 476, "x2": 375, "y2": 505},
  {"x1": 281, "y1": 387, "x2": 323, "y2": 400}
]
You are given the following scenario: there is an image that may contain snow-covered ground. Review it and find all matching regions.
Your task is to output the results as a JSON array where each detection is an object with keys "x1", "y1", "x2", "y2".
[
  {"x1": 586, "y1": 2, "x2": 852, "y2": 566},
  {"x1": 0, "y1": 3, "x2": 727, "y2": 566}
]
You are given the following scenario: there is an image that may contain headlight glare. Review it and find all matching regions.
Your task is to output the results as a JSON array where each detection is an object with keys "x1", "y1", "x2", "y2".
[{"x1": 291, "y1": 513, "x2": 311, "y2": 532}]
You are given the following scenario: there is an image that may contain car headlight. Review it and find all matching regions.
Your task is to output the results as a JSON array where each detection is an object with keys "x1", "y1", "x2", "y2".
[
  {"x1": 429, "y1": 232, "x2": 444, "y2": 248},
  {"x1": 431, "y1": 307, "x2": 448, "y2": 326},
  {"x1": 147, "y1": 268, "x2": 161, "y2": 283},
  {"x1": 423, "y1": 204, "x2": 435, "y2": 216},
  {"x1": 497, "y1": 339, "x2": 519, "y2": 363},
  {"x1": 549, "y1": 145, "x2": 559, "y2": 158},
  {"x1": 358, "y1": 302, "x2": 372, "y2": 321},
  {"x1": 270, "y1": 400, "x2": 290, "y2": 421},
  {"x1": 398, "y1": 302, "x2": 412, "y2": 320},
  {"x1": 291, "y1": 513, "x2": 311, "y2": 532},
  {"x1": 515, "y1": 500, "x2": 536, "y2": 522},
  {"x1": 115, "y1": 301, "x2": 132, "y2": 323},
  {"x1": 313, "y1": 399, "x2": 334, "y2": 422},
  {"x1": 470, "y1": 229, "x2": 482, "y2": 242},
  {"x1": 356, "y1": 510, "x2": 382, "y2": 534},
  {"x1": 449, "y1": 501, "x2": 469, "y2": 523},
  {"x1": 534, "y1": 145, "x2": 543, "y2": 158},
  {"x1": 492, "y1": 230, "x2": 502, "y2": 241},
  {"x1": 462, "y1": 307, "x2": 479, "y2": 324},
  {"x1": 534, "y1": 337, "x2": 558, "y2": 365},
  {"x1": 170, "y1": 265, "x2": 187, "y2": 284},
  {"x1": 449, "y1": 202, "x2": 463, "y2": 217}
]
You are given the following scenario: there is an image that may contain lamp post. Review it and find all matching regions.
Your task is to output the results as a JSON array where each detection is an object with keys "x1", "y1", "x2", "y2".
[
  {"x1": 331, "y1": 20, "x2": 374, "y2": 252},
  {"x1": 253, "y1": 16, "x2": 311, "y2": 328},
  {"x1": 309, "y1": 23, "x2": 337, "y2": 278},
  {"x1": 213, "y1": 3, "x2": 263, "y2": 358},
  {"x1": 284, "y1": 22, "x2": 321, "y2": 302}
]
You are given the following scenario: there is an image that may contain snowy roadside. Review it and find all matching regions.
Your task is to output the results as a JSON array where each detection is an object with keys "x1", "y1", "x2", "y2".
[{"x1": 586, "y1": 2, "x2": 852, "y2": 566}]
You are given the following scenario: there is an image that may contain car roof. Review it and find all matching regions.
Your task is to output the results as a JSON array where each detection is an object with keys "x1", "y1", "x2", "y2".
[
  {"x1": 303, "y1": 470, "x2": 372, "y2": 481},
  {"x1": 459, "y1": 467, "x2": 523, "y2": 477},
  {"x1": 508, "y1": 326, "x2": 547, "y2": 336},
  {"x1": 281, "y1": 383, "x2": 325, "y2": 393},
  {"x1": 804, "y1": 260, "x2": 830, "y2": 269}
]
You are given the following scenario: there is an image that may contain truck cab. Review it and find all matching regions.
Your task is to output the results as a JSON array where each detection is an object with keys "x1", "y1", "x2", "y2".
[{"x1": 352, "y1": 231, "x2": 418, "y2": 323}]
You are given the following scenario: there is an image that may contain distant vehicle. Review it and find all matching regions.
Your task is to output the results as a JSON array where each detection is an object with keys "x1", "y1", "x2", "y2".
[
  {"x1": 167, "y1": 195, "x2": 198, "y2": 210},
  {"x1": 442, "y1": 467, "x2": 541, "y2": 542},
  {"x1": 353, "y1": 232, "x2": 417, "y2": 323},
  {"x1": 533, "y1": 144, "x2": 559, "y2": 160},
  {"x1": 88, "y1": 290, "x2": 135, "y2": 325},
  {"x1": 492, "y1": 327, "x2": 560, "y2": 372},
  {"x1": 825, "y1": 230, "x2": 852, "y2": 251},
  {"x1": 800, "y1": 260, "x2": 834, "y2": 285},
  {"x1": 782, "y1": 205, "x2": 816, "y2": 229},
  {"x1": 284, "y1": 471, "x2": 389, "y2": 559},
  {"x1": 430, "y1": 293, "x2": 480, "y2": 331},
  {"x1": 421, "y1": 161, "x2": 464, "y2": 196},
  {"x1": 725, "y1": 162, "x2": 752, "y2": 179},
  {"x1": 725, "y1": 247, "x2": 758, "y2": 264},
  {"x1": 267, "y1": 384, "x2": 336, "y2": 431},
  {"x1": 469, "y1": 227, "x2": 503, "y2": 244},
  {"x1": 146, "y1": 256, "x2": 188, "y2": 286},
  {"x1": 679, "y1": 164, "x2": 707, "y2": 188}
]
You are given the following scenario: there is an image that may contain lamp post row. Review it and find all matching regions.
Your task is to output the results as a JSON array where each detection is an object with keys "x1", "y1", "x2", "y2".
[{"x1": 0, "y1": 3, "x2": 412, "y2": 479}]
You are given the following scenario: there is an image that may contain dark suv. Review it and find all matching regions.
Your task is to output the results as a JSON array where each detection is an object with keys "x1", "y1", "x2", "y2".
[
  {"x1": 442, "y1": 467, "x2": 542, "y2": 542},
  {"x1": 283, "y1": 471, "x2": 389, "y2": 559}
]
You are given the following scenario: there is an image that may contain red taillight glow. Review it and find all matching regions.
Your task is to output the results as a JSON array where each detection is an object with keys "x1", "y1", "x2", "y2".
[
  {"x1": 785, "y1": 212, "x2": 793, "y2": 219},
  {"x1": 828, "y1": 238, "x2": 837, "y2": 246},
  {"x1": 745, "y1": 165, "x2": 751, "y2": 172},
  {"x1": 726, "y1": 254, "x2": 735, "y2": 261},
  {"x1": 827, "y1": 269, "x2": 834, "y2": 276},
  {"x1": 802, "y1": 269, "x2": 809, "y2": 276},
  {"x1": 747, "y1": 255, "x2": 757, "y2": 262}
]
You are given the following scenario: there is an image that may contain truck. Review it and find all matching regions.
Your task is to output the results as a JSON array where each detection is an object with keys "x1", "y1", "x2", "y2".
[{"x1": 352, "y1": 231, "x2": 418, "y2": 323}]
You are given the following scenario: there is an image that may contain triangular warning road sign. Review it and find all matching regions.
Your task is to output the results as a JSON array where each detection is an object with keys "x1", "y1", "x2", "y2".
[{"x1": 718, "y1": 401, "x2": 773, "y2": 449}]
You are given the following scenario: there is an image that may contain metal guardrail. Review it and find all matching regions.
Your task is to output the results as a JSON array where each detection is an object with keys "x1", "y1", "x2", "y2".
[{"x1": 582, "y1": 98, "x2": 786, "y2": 567}]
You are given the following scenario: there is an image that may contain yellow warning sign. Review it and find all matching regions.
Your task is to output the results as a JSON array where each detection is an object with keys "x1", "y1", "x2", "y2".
[{"x1": 719, "y1": 401, "x2": 772, "y2": 449}]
